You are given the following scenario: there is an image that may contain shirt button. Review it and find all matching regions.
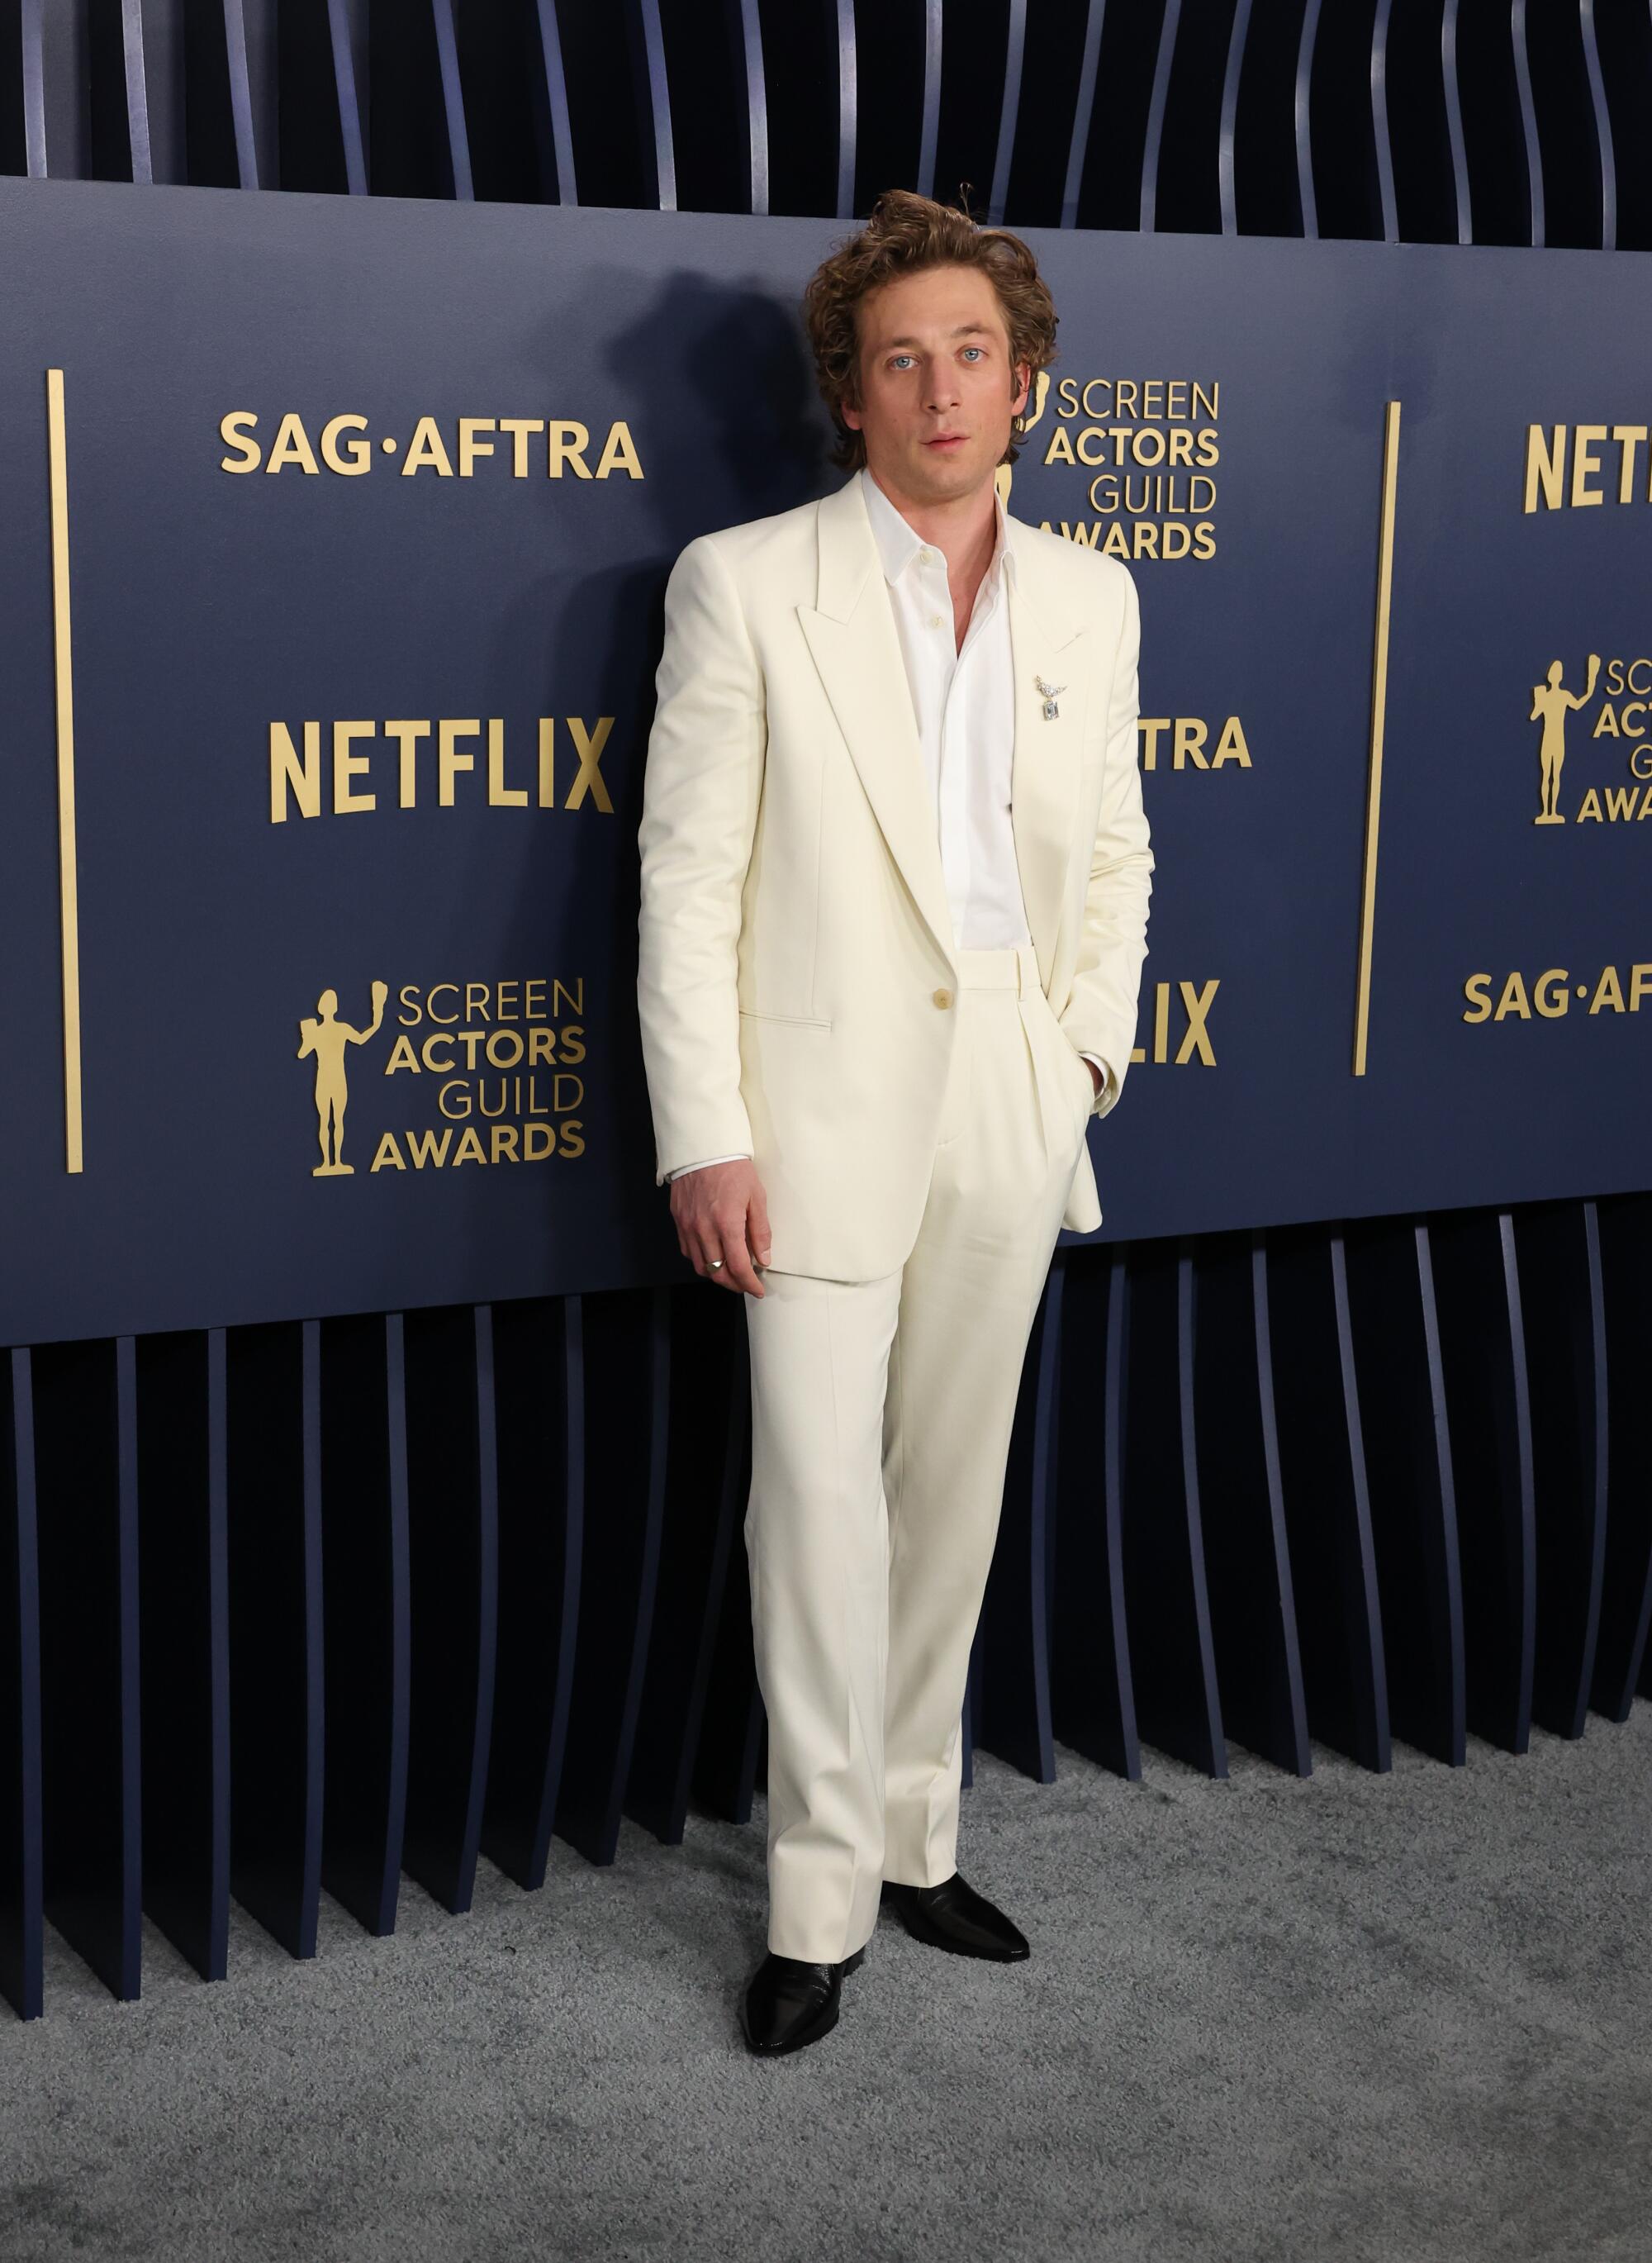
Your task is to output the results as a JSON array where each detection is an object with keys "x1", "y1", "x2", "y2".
[
  {"x1": 919, "y1": 548, "x2": 936, "y2": 564},
  {"x1": 932, "y1": 987, "x2": 952, "y2": 1010},
  {"x1": 928, "y1": 613, "x2": 945, "y2": 630}
]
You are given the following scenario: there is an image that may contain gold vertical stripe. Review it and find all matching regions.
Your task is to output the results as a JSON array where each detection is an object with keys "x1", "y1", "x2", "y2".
[
  {"x1": 1353, "y1": 398, "x2": 1402, "y2": 1078},
  {"x1": 46, "y1": 367, "x2": 83, "y2": 1172}
]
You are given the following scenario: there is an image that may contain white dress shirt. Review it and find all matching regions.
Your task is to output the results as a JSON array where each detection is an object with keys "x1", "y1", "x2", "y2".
[{"x1": 667, "y1": 468, "x2": 1106, "y2": 1181}]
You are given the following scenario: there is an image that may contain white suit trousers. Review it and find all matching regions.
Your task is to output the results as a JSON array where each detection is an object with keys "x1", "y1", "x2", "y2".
[{"x1": 742, "y1": 940, "x2": 1099, "y2": 1963}]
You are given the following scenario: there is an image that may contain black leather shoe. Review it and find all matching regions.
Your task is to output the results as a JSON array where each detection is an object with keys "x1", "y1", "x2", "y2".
[
  {"x1": 738, "y1": 1945, "x2": 866, "y2": 2056},
  {"x1": 881, "y1": 1871, "x2": 1030, "y2": 1961}
]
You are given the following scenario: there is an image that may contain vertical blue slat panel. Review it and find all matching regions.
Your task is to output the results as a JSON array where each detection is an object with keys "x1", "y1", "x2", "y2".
[
  {"x1": 136, "y1": 1328, "x2": 230, "y2": 1980},
  {"x1": 1517, "y1": 1201, "x2": 1609, "y2": 1738},
  {"x1": 1441, "y1": 0, "x2": 1471, "y2": 243},
  {"x1": 1294, "y1": 0, "x2": 1322, "y2": 239},
  {"x1": 1138, "y1": 0, "x2": 1181, "y2": 231},
  {"x1": 1218, "y1": 0, "x2": 1251, "y2": 235},
  {"x1": 1576, "y1": 1200, "x2": 1611, "y2": 1723},
  {"x1": 1194, "y1": 1234, "x2": 1311, "y2": 1774},
  {"x1": 482, "y1": 1294, "x2": 585, "y2": 1887},
  {"x1": 1498, "y1": 1214, "x2": 1539, "y2": 1740},
  {"x1": 532, "y1": 0, "x2": 577, "y2": 205},
  {"x1": 1410, "y1": 1222, "x2": 1470, "y2": 1761},
  {"x1": 206, "y1": 1329, "x2": 230, "y2": 1951},
  {"x1": 1449, "y1": 0, "x2": 1533, "y2": 249},
  {"x1": 1050, "y1": 1251, "x2": 1139, "y2": 1776},
  {"x1": 113, "y1": 1335, "x2": 143, "y2": 1996},
  {"x1": 1059, "y1": 0, "x2": 1104, "y2": 229},
  {"x1": 33, "y1": 1337, "x2": 142, "y2": 1999},
  {"x1": 403, "y1": 1304, "x2": 499, "y2": 1914},
  {"x1": 327, "y1": 0, "x2": 370, "y2": 195},
  {"x1": 128, "y1": 0, "x2": 187, "y2": 186},
  {"x1": 429, "y1": 0, "x2": 472, "y2": 199},
  {"x1": 318, "y1": 1311, "x2": 409, "y2": 1937},
  {"x1": 1371, "y1": 0, "x2": 1398, "y2": 242},
  {"x1": 554, "y1": 1289, "x2": 668, "y2": 1864},
  {"x1": 1588, "y1": 0, "x2": 1652, "y2": 252},
  {"x1": 1117, "y1": 1243, "x2": 1226, "y2": 1776},
  {"x1": 1342, "y1": 1219, "x2": 1466, "y2": 1766},
  {"x1": 833, "y1": 0, "x2": 854, "y2": 219},
  {"x1": 220, "y1": 0, "x2": 274, "y2": 189},
  {"x1": 731, "y1": 0, "x2": 767, "y2": 214},
  {"x1": 21, "y1": 0, "x2": 91, "y2": 178},
  {"x1": 1518, "y1": 0, "x2": 1607, "y2": 250},
  {"x1": 917, "y1": 0, "x2": 941, "y2": 201},
  {"x1": 467, "y1": 1310, "x2": 499, "y2": 1878},
  {"x1": 1267, "y1": 1225, "x2": 1390, "y2": 1771},
  {"x1": 1511, "y1": 0, "x2": 1543, "y2": 245},
  {"x1": 1251, "y1": 1236, "x2": 1313, "y2": 1766},
  {"x1": 689, "y1": 1338, "x2": 765, "y2": 1826},
  {"x1": 121, "y1": 0, "x2": 152, "y2": 182},
  {"x1": 1592, "y1": 1195, "x2": 1652, "y2": 1719},
  {"x1": 628, "y1": 0, "x2": 674, "y2": 211},
  {"x1": 1427, "y1": 1210, "x2": 1536, "y2": 1754},
  {"x1": 656, "y1": 1308, "x2": 748, "y2": 1834},
  {"x1": 626, "y1": 1289, "x2": 748, "y2": 1844},
  {"x1": 1175, "y1": 1243, "x2": 1228, "y2": 1772},
  {"x1": 2, "y1": 1350, "x2": 43, "y2": 2021},
  {"x1": 1376, "y1": 0, "x2": 1460, "y2": 244},
  {"x1": 1578, "y1": 0, "x2": 1615, "y2": 250},
  {"x1": 225, "y1": 1319, "x2": 324, "y2": 1959},
  {"x1": 985, "y1": 0, "x2": 1025, "y2": 226}
]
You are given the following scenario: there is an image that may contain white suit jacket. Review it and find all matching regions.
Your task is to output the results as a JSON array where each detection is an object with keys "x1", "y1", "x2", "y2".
[{"x1": 636, "y1": 473, "x2": 1154, "y2": 1281}]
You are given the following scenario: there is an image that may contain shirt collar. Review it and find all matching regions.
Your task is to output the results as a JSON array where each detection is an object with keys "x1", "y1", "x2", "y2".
[{"x1": 857, "y1": 466, "x2": 1018, "y2": 593}]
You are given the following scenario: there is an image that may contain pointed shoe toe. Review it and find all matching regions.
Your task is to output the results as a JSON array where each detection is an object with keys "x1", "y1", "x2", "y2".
[
  {"x1": 739, "y1": 1946, "x2": 866, "y2": 2056},
  {"x1": 881, "y1": 1871, "x2": 1030, "y2": 1961}
]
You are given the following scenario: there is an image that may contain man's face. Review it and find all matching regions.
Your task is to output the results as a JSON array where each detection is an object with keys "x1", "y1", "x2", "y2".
[{"x1": 843, "y1": 263, "x2": 1030, "y2": 507}]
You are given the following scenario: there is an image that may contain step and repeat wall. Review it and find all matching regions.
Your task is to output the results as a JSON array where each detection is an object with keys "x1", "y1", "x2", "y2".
[
  {"x1": 5, "y1": 7, "x2": 1652, "y2": 2032},
  {"x1": 2, "y1": 176, "x2": 1646, "y2": 1347}
]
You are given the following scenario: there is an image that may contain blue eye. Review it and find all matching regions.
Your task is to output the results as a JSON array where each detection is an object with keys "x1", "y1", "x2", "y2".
[
  {"x1": 961, "y1": 346, "x2": 984, "y2": 361},
  {"x1": 890, "y1": 354, "x2": 915, "y2": 370}
]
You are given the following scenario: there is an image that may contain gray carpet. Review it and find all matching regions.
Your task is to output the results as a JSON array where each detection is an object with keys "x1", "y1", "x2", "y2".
[{"x1": 4, "y1": 1711, "x2": 1650, "y2": 2263}]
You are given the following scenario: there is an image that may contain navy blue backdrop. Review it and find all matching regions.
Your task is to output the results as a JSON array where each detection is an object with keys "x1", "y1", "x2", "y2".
[{"x1": 3, "y1": 178, "x2": 1648, "y2": 1345}]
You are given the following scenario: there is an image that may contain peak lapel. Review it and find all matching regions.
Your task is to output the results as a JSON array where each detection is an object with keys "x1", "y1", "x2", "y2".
[
  {"x1": 797, "y1": 481, "x2": 957, "y2": 972},
  {"x1": 1006, "y1": 528, "x2": 1091, "y2": 989}
]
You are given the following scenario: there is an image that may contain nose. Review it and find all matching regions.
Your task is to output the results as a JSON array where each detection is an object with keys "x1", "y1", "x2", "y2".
[{"x1": 923, "y1": 357, "x2": 961, "y2": 413}]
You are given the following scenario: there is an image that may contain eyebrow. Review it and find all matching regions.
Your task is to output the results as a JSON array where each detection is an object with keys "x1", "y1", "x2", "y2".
[{"x1": 878, "y1": 325, "x2": 995, "y2": 349}]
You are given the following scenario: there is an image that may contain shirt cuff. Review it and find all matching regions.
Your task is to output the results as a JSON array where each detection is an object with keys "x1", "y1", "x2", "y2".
[
  {"x1": 667, "y1": 1152, "x2": 751, "y2": 1180},
  {"x1": 1076, "y1": 1051, "x2": 1108, "y2": 1108}
]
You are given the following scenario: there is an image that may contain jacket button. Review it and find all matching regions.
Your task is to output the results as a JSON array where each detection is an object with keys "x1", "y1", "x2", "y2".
[{"x1": 932, "y1": 987, "x2": 952, "y2": 1009}]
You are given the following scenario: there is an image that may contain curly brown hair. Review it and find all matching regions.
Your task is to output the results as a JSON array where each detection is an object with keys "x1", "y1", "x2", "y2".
[{"x1": 801, "y1": 189, "x2": 1059, "y2": 473}]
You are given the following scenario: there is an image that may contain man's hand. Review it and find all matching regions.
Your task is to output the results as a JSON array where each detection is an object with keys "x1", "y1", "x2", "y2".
[{"x1": 670, "y1": 1158, "x2": 771, "y2": 1296}]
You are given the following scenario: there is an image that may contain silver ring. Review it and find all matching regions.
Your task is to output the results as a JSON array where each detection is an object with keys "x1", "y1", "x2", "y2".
[{"x1": 708, "y1": 1258, "x2": 724, "y2": 1270}]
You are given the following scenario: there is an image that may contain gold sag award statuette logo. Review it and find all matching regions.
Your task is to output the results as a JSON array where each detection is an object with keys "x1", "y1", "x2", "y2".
[
  {"x1": 294, "y1": 979, "x2": 587, "y2": 1177},
  {"x1": 297, "y1": 982, "x2": 388, "y2": 1175},
  {"x1": 1530, "y1": 653, "x2": 1601, "y2": 823},
  {"x1": 1524, "y1": 652, "x2": 1652, "y2": 826},
  {"x1": 1460, "y1": 644, "x2": 1652, "y2": 1025}
]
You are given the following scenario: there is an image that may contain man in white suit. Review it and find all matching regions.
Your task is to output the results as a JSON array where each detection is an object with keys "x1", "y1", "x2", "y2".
[{"x1": 636, "y1": 191, "x2": 1152, "y2": 2055}]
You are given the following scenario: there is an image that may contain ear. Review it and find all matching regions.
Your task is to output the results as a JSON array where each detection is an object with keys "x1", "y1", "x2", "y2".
[
  {"x1": 1009, "y1": 360, "x2": 1031, "y2": 420},
  {"x1": 843, "y1": 397, "x2": 863, "y2": 432}
]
